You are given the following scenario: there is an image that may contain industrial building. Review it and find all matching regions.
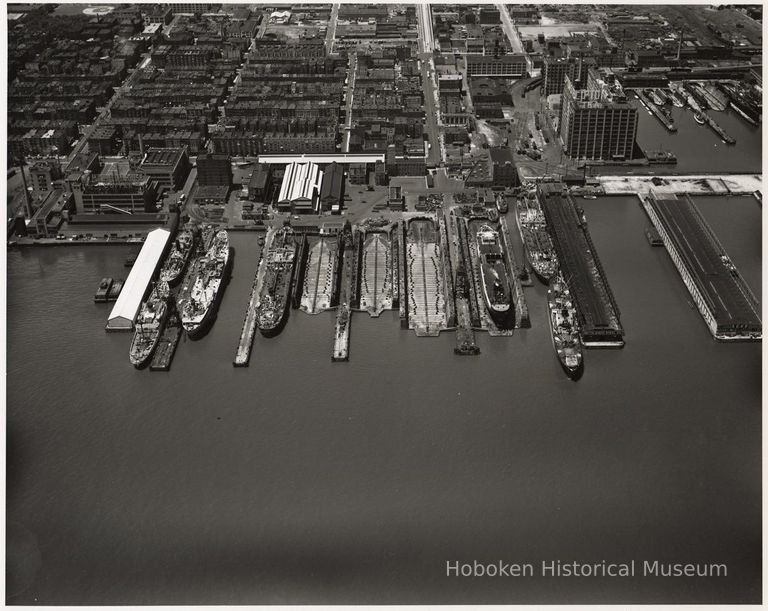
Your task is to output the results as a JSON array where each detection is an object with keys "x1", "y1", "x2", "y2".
[
  {"x1": 542, "y1": 56, "x2": 582, "y2": 97},
  {"x1": 643, "y1": 192, "x2": 761, "y2": 340},
  {"x1": 277, "y1": 161, "x2": 324, "y2": 214},
  {"x1": 559, "y1": 72, "x2": 638, "y2": 161},
  {"x1": 73, "y1": 174, "x2": 158, "y2": 215},
  {"x1": 139, "y1": 147, "x2": 191, "y2": 191},
  {"x1": 489, "y1": 147, "x2": 519, "y2": 187},
  {"x1": 196, "y1": 152, "x2": 233, "y2": 187},
  {"x1": 247, "y1": 164, "x2": 273, "y2": 202},
  {"x1": 106, "y1": 228, "x2": 171, "y2": 331},
  {"x1": 464, "y1": 54, "x2": 527, "y2": 77},
  {"x1": 319, "y1": 162, "x2": 345, "y2": 214}
]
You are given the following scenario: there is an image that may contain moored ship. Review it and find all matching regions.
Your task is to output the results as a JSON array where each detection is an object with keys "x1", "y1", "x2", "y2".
[
  {"x1": 181, "y1": 230, "x2": 231, "y2": 339},
  {"x1": 475, "y1": 224, "x2": 513, "y2": 327},
  {"x1": 129, "y1": 281, "x2": 170, "y2": 368},
  {"x1": 160, "y1": 229, "x2": 195, "y2": 286},
  {"x1": 94, "y1": 277, "x2": 112, "y2": 302},
  {"x1": 258, "y1": 225, "x2": 298, "y2": 337},
  {"x1": 547, "y1": 272, "x2": 583, "y2": 379},
  {"x1": 515, "y1": 192, "x2": 559, "y2": 283}
]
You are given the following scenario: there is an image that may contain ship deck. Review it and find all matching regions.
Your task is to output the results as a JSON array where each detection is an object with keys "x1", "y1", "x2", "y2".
[
  {"x1": 405, "y1": 219, "x2": 447, "y2": 337},
  {"x1": 300, "y1": 236, "x2": 336, "y2": 315},
  {"x1": 359, "y1": 232, "x2": 393, "y2": 317}
]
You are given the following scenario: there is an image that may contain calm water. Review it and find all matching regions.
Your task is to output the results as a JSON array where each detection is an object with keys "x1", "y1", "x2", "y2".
[
  {"x1": 631, "y1": 103, "x2": 762, "y2": 174},
  {"x1": 6, "y1": 195, "x2": 762, "y2": 604}
]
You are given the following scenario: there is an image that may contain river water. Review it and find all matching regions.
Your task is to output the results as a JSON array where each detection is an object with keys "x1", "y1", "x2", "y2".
[{"x1": 6, "y1": 193, "x2": 761, "y2": 604}]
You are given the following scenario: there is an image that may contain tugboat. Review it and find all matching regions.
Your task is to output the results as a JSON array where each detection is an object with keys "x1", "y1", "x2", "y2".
[
  {"x1": 160, "y1": 229, "x2": 195, "y2": 286},
  {"x1": 475, "y1": 224, "x2": 513, "y2": 327},
  {"x1": 547, "y1": 272, "x2": 583, "y2": 379},
  {"x1": 129, "y1": 281, "x2": 170, "y2": 368},
  {"x1": 181, "y1": 230, "x2": 231, "y2": 339},
  {"x1": 258, "y1": 225, "x2": 298, "y2": 337},
  {"x1": 515, "y1": 192, "x2": 559, "y2": 283}
]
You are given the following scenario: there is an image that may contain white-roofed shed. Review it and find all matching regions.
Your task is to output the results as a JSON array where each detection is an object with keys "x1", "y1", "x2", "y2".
[{"x1": 106, "y1": 228, "x2": 171, "y2": 330}]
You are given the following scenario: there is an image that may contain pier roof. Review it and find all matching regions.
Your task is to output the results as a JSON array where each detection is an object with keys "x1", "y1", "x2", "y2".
[{"x1": 106, "y1": 228, "x2": 170, "y2": 330}]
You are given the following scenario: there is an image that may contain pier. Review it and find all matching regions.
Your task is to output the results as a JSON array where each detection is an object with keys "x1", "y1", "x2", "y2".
[
  {"x1": 437, "y1": 211, "x2": 456, "y2": 328},
  {"x1": 636, "y1": 90, "x2": 677, "y2": 132},
  {"x1": 233, "y1": 228, "x2": 274, "y2": 367},
  {"x1": 358, "y1": 232, "x2": 393, "y2": 316},
  {"x1": 498, "y1": 215, "x2": 530, "y2": 328},
  {"x1": 397, "y1": 222, "x2": 408, "y2": 328},
  {"x1": 391, "y1": 226, "x2": 400, "y2": 308},
  {"x1": 699, "y1": 110, "x2": 736, "y2": 145},
  {"x1": 642, "y1": 193, "x2": 761, "y2": 341},
  {"x1": 682, "y1": 89, "x2": 735, "y2": 144},
  {"x1": 300, "y1": 236, "x2": 337, "y2": 314},
  {"x1": 538, "y1": 183, "x2": 624, "y2": 347}
]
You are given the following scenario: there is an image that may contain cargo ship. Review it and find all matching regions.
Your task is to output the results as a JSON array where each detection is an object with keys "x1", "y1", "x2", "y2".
[
  {"x1": 515, "y1": 192, "x2": 558, "y2": 283},
  {"x1": 160, "y1": 229, "x2": 195, "y2": 286},
  {"x1": 475, "y1": 224, "x2": 513, "y2": 327},
  {"x1": 258, "y1": 226, "x2": 298, "y2": 337},
  {"x1": 181, "y1": 230, "x2": 231, "y2": 339},
  {"x1": 129, "y1": 281, "x2": 170, "y2": 368},
  {"x1": 94, "y1": 277, "x2": 112, "y2": 302},
  {"x1": 547, "y1": 272, "x2": 583, "y2": 379}
]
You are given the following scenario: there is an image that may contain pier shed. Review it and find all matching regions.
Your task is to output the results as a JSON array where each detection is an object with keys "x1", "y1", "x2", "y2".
[{"x1": 106, "y1": 228, "x2": 171, "y2": 330}]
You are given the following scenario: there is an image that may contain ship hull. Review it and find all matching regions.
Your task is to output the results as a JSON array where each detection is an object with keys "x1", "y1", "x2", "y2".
[
  {"x1": 258, "y1": 302, "x2": 291, "y2": 338},
  {"x1": 546, "y1": 281, "x2": 584, "y2": 380},
  {"x1": 129, "y1": 304, "x2": 169, "y2": 369},
  {"x1": 515, "y1": 201, "x2": 557, "y2": 284},
  {"x1": 183, "y1": 247, "x2": 233, "y2": 340},
  {"x1": 258, "y1": 227, "x2": 298, "y2": 338}
]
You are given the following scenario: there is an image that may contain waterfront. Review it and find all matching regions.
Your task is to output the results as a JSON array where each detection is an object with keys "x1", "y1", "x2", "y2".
[
  {"x1": 6, "y1": 195, "x2": 761, "y2": 604},
  {"x1": 630, "y1": 103, "x2": 762, "y2": 174}
]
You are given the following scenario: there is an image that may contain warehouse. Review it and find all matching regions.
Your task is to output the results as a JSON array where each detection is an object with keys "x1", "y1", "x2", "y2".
[
  {"x1": 277, "y1": 161, "x2": 324, "y2": 214},
  {"x1": 106, "y1": 228, "x2": 171, "y2": 331}
]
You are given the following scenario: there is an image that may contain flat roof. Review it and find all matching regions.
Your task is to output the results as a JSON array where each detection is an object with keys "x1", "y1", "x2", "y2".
[
  {"x1": 258, "y1": 153, "x2": 385, "y2": 164},
  {"x1": 649, "y1": 195, "x2": 761, "y2": 330},
  {"x1": 106, "y1": 228, "x2": 170, "y2": 330}
]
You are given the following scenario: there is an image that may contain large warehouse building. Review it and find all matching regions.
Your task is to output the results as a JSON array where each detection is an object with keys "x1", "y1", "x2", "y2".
[
  {"x1": 106, "y1": 228, "x2": 171, "y2": 331},
  {"x1": 277, "y1": 161, "x2": 324, "y2": 214}
]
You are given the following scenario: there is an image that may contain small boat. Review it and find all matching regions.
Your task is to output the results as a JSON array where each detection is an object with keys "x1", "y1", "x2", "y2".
[
  {"x1": 693, "y1": 112, "x2": 706, "y2": 125},
  {"x1": 94, "y1": 277, "x2": 112, "y2": 302},
  {"x1": 107, "y1": 279, "x2": 124, "y2": 302}
]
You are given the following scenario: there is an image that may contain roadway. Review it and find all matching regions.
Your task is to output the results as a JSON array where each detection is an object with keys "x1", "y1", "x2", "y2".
[
  {"x1": 64, "y1": 52, "x2": 150, "y2": 167},
  {"x1": 416, "y1": 4, "x2": 443, "y2": 167},
  {"x1": 325, "y1": 4, "x2": 339, "y2": 53},
  {"x1": 497, "y1": 3, "x2": 525, "y2": 53},
  {"x1": 343, "y1": 53, "x2": 357, "y2": 153}
]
